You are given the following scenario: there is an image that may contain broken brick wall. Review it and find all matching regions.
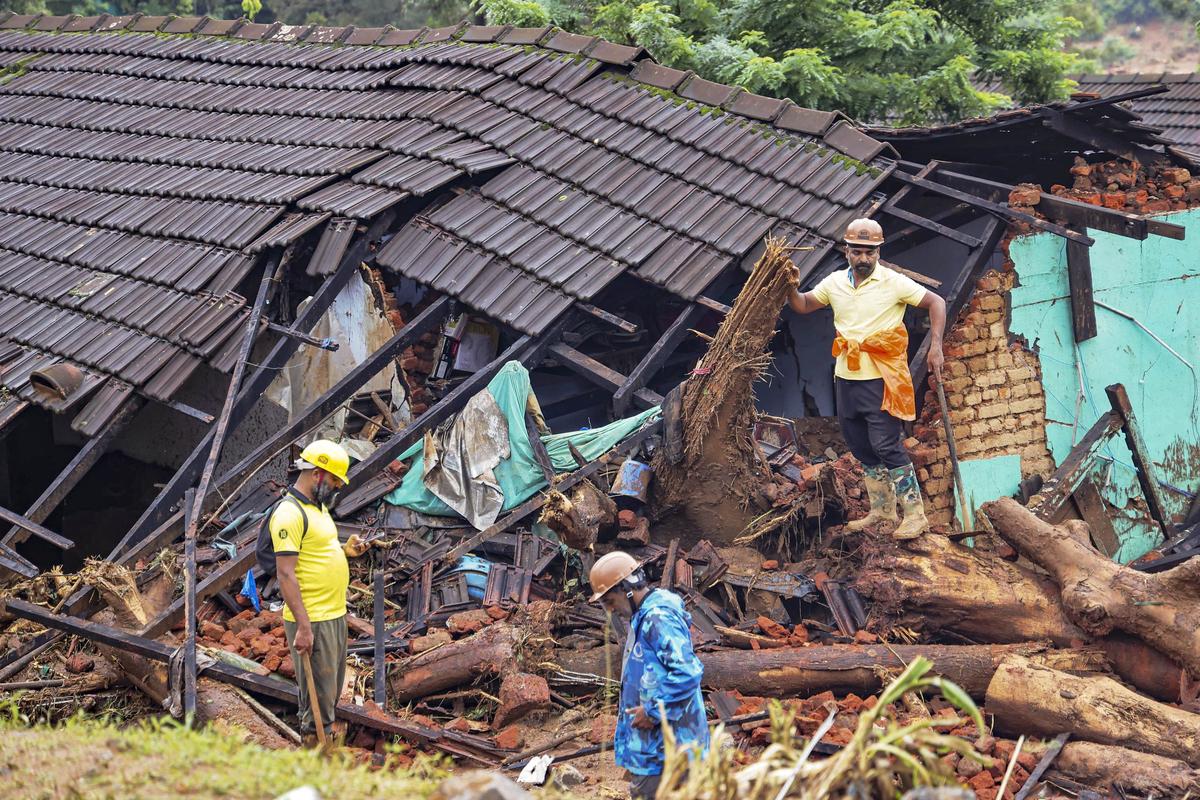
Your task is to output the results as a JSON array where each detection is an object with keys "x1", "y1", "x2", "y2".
[{"x1": 910, "y1": 246, "x2": 1056, "y2": 527}]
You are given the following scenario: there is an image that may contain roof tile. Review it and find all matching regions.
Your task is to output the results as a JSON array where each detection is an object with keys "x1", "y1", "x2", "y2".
[
  {"x1": 162, "y1": 16, "x2": 207, "y2": 33},
  {"x1": 823, "y1": 120, "x2": 888, "y2": 162},
  {"x1": 343, "y1": 26, "x2": 388, "y2": 45},
  {"x1": 499, "y1": 26, "x2": 552, "y2": 45},
  {"x1": 545, "y1": 30, "x2": 595, "y2": 54},
  {"x1": 61, "y1": 15, "x2": 103, "y2": 32},
  {"x1": 776, "y1": 105, "x2": 838, "y2": 136},
  {"x1": 462, "y1": 24, "x2": 509, "y2": 43},
  {"x1": 197, "y1": 18, "x2": 243, "y2": 36},
  {"x1": 377, "y1": 28, "x2": 423, "y2": 46},
  {"x1": 588, "y1": 40, "x2": 642, "y2": 66},
  {"x1": 128, "y1": 15, "x2": 169, "y2": 32},
  {"x1": 630, "y1": 59, "x2": 689, "y2": 90},
  {"x1": 231, "y1": 21, "x2": 273, "y2": 40},
  {"x1": 728, "y1": 91, "x2": 788, "y2": 121},
  {"x1": 33, "y1": 15, "x2": 72, "y2": 31},
  {"x1": 678, "y1": 75, "x2": 738, "y2": 107}
]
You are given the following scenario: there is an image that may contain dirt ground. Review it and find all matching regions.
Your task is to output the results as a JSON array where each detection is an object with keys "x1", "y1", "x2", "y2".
[{"x1": 1106, "y1": 19, "x2": 1200, "y2": 72}]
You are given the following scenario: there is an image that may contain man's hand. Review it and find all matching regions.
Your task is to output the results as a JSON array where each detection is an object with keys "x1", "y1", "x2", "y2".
[
  {"x1": 926, "y1": 347, "x2": 945, "y2": 383},
  {"x1": 627, "y1": 706, "x2": 656, "y2": 730},
  {"x1": 343, "y1": 534, "x2": 369, "y2": 558},
  {"x1": 293, "y1": 622, "x2": 314, "y2": 655}
]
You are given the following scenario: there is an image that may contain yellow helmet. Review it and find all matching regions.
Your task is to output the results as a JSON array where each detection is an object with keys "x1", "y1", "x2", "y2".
[
  {"x1": 843, "y1": 218, "x2": 885, "y2": 246},
  {"x1": 589, "y1": 551, "x2": 642, "y2": 602},
  {"x1": 298, "y1": 439, "x2": 350, "y2": 484}
]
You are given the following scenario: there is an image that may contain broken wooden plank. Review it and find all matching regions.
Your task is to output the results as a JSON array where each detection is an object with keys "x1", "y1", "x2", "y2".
[
  {"x1": 3, "y1": 398, "x2": 143, "y2": 547},
  {"x1": 1106, "y1": 383, "x2": 1170, "y2": 532},
  {"x1": 1028, "y1": 411, "x2": 1122, "y2": 521},
  {"x1": 613, "y1": 304, "x2": 706, "y2": 416},
  {"x1": 881, "y1": 203, "x2": 983, "y2": 248},
  {"x1": 1066, "y1": 227, "x2": 1098, "y2": 342},
  {"x1": 695, "y1": 296, "x2": 730, "y2": 316},
  {"x1": 0, "y1": 542, "x2": 37, "y2": 577},
  {"x1": 575, "y1": 302, "x2": 637, "y2": 334},
  {"x1": 374, "y1": 567, "x2": 386, "y2": 707},
  {"x1": 1073, "y1": 478, "x2": 1119, "y2": 557},
  {"x1": 1041, "y1": 109, "x2": 1165, "y2": 173},
  {"x1": 2, "y1": 599, "x2": 495, "y2": 764},
  {"x1": 548, "y1": 343, "x2": 662, "y2": 409},
  {"x1": 0, "y1": 503, "x2": 73, "y2": 551}
]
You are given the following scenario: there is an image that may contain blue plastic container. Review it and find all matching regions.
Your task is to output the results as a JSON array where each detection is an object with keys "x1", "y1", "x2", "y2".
[{"x1": 451, "y1": 555, "x2": 492, "y2": 601}]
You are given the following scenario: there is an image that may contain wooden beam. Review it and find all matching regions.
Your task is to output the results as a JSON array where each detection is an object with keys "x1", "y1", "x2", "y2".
[
  {"x1": 548, "y1": 343, "x2": 662, "y2": 409},
  {"x1": 1106, "y1": 383, "x2": 1170, "y2": 532},
  {"x1": 373, "y1": 567, "x2": 386, "y2": 707},
  {"x1": 1041, "y1": 108, "x2": 1166, "y2": 172},
  {"x1": 181, "y1": 255, "x2": 280, "y2": 717},
  {"x1": 919, "y1": 165, "x2": 1186, "y2": 242},
  {"x1": 158, "y1": 398, "x2": 215, "y2": 425},
  {"x1": 880, "y1": 204, "x2": 983, "y2": 248},
  {"x1": 2, "y1": 398, "x2": 142, "y2": 547},
  {"x1": 2, "y1": 599, "x2": 495, "y2": 764},
  {"x1": 695, "y1": 296, "x2": 730, "y2": 316},
  {"x1": 574, "y1": 302, "x2": 638, "y2": 334},
  {"x1": 1066, "y1": 227, "x2": 1098, "y2": 342},
  {"x1": 613, "y1": 304, "x2": 706, "y2": 416},
  {"x1": 116, "y1": 212, "x2": 394, "y2": 557},
  {"x1": 438, "y1": 418, "x2": 663, "y2": 568},
  {"x1": 1028, "y1": 411, "x2": 1123, "y2": 521},
  {"x1": 0, "y1": 503, "x2": 73, "y2": 551},
  {"x1": 1073, "y1": 478, "x2": 1119, "y2": 557},
  {"x1": 334, "y1": 334, "x2": 534, "y2": 516},
  {"x1": 0, "y1": 542, "x2": 37, "y2": 578},
  {"x1": 892, "y1": 171, "x2": 1094, "y2": 247}
]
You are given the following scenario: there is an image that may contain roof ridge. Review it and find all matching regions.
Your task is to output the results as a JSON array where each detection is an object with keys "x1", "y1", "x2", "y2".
[{"x1": 0, "y1": 13, "x2": 891, "y2": 159}]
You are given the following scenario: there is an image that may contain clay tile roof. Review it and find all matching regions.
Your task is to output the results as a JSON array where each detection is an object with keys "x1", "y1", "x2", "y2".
[{"x1": 0, "y1": 18, "x2": 893, "y2": 420}]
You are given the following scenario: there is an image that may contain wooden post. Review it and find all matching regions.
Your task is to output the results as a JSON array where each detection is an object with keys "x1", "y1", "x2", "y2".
[
  {"x1": 374, "y1": 567, "x2": 386, "y2": 707},
  {"x1": 612, "y1": 304, "x2": 706, "y2": 416},
  {"x1": 1106, "y1": 383, "x2": 1170, "y2": 532},
  {"x1": 182, "y1": 487, "x2": 198, "y2": 719},
  {"x1": 1066, "y1": 227, "x2": 1097, "y2": 342}
]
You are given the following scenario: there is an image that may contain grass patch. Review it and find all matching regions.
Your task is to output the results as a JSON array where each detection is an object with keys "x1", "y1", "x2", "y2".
[{"x1": 0, "y1": 707, "x2": 447, "y2": 799}]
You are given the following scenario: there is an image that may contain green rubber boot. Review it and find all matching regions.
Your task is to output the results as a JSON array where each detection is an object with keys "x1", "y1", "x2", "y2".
[
  {"x1": 846, "y1": 465, "x2": 899, "y2": 531},
  {"x1": 890, "y1": 463, "x2": 929, "y2": 540}
]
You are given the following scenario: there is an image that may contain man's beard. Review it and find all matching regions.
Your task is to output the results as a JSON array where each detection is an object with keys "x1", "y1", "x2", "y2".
[
  {"x1": 852, "y1": 261, "x2": 877, "y2": 278},
  {"x1": 314, "y1": 481, "x2": 339, "y2": 507}
]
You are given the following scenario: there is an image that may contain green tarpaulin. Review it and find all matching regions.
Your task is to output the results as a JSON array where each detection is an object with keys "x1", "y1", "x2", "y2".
[{"x1": 384, "y1": 361, "x2": 660, "y2": 519}]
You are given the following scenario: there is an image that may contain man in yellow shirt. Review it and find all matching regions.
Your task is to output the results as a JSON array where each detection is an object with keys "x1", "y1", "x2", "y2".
[
  {"x1": 786, "y1": 219, "x2": 946, "y2": 539},
  {"x1": 270, "y1": 439, "x2": 354, "y2": 743}
]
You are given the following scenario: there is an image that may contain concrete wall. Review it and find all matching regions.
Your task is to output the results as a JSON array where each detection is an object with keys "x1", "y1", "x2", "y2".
[{"x1": 1006, "y1": 207, "x2": 1200, "y2": 561}]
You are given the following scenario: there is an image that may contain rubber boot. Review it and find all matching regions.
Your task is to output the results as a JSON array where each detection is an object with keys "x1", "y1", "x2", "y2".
[
  {"x1": 890, "y1": 463, "x2": 929, "y2": 540},
  {"x1": 845, "y1": 465, "x2": 899, "y2": 531}
]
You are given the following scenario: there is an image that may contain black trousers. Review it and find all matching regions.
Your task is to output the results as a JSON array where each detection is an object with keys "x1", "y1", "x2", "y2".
[
  {"x1": 835, "y1": 378, "x2": 910, "y2": 469},
  {"x1": 628, "y1": 771, "x2": 662, "y2": 800}
]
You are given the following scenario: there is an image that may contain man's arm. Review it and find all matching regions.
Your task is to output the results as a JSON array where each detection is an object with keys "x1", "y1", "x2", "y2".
[
  {"x1": 788, "y1": 289, "x2": 826, "y2": 315},
  {"x1": 636, "y1": 609, "x2": 704, "y2": 723},
  {"x1": 917, "y1": 290, "x2": 948, "y2": 380},
  {"x1": 276, "y1": 555, "x2": 313, "y2": 655}
]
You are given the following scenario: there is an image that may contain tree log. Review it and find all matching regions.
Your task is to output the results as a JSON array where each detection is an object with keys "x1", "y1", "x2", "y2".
[
  {"x1": 88, "y1": 563, "x2": 289, "y2": 748},
  {"x1": 554, "y1": 642, "x2": 1104, "y2": 699},
  {"x1": 1049, "y1": 742, "x2": 1200, "y2": 798},
  {"x1": 987, "y1": 655, "x2": 1200, "y2": 767},
  {"x1": 389, "y1": 607, "x2": 554, "y2": 704},
  {"x1": 856, "y1": 531, "x2": 1086, "y2": 646},
  {"x1": 985, "y1": 496, "x2": 1200, "y2": 676}
]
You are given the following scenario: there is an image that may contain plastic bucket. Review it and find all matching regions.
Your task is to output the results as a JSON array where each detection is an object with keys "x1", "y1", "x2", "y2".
[{"x1": 451, "y1": 555, "x2": 492, "y2": 601}]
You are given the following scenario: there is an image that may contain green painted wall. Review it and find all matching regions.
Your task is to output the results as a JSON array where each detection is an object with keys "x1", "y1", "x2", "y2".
[{"x1": 1008, "y1": 207, "x2": 1200, "y2": 563}]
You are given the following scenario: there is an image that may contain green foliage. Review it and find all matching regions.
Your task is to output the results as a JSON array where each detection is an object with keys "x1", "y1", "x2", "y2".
[
  {"x1": 474, "y1": 0, "x2": 551, "y2": 26},
  {"x1": 471, "y1": 0, "x2": 1076, "y2": 123},
  {"x1": 241, "y1": 0, "x2": 261, "y2": 20}
]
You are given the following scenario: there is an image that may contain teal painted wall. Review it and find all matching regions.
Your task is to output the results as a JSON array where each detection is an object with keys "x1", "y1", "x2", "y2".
[{"x1": 1009, "y1": 207, "x2": 1200, "y2": 563}]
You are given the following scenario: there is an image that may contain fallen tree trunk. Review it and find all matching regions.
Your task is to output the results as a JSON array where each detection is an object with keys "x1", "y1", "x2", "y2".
[
  {"x1": 85, "y1": 562, "x2": 290, "y2": 748},
  {"x1": 555, "y1": 641, "x2": 1103, "y2": 699},
  {"x1": 985, "y1": 496, "x2": 1200, "y2": 677},
  {"x1": 651, "y1": 237, "x2": 795, "y2": 544},
  {"x1": 987, "y1": 655, "x2": 1200, "y2": 767},
  {"x1": 856, "y1": 532, "x2": 1086, "y2": 646},
  {"x1": 389, "y1": 607, "x2": 554, "y2": 703},
  {"x1": 1049, "y1": 741, "x2": 1200, "y2": 798}
]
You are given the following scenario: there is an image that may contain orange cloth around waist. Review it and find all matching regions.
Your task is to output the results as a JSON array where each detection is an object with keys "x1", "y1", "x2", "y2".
[{"x1": 832, "y1": 325, "x2": 916, "y2": 421}]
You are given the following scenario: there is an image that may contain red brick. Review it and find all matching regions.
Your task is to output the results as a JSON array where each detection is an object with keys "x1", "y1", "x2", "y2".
[
  {"x1": 757, "y1": 616, "x2": 790, "y2": 639},
  {"x1": 250, "y1": 635, "x2": 274, "y2": 657},
  {"x1": 1008, "y1": 184, "x2": 1040, "y2": 206},
  {"x1": 760, "y1": 560, "x2": 779, "y2": 570},
  {"x1": 588, "y1": 713, "x2": 618, "y2": 744},
  {"x1": 493, "y1": 672, "x2": 551, "y2": 728},
  {"x1": 617, "y1": 517, "x2": 650, "y2": 545},
  {"x1": 968, "y1": 770, "x2": 995, "y2": 792},
  {"x1": 617, "y1": 509, "x2": 637, "y2": 529},
  {"x1": 200, "y1": 620, "x2": 225, "y2": 640},
  {"x1": 485, "y1": 605, "x2": 511, "y2": 621},
  {"x1": 65, "y1": 654, "x2": 95, "y2": 674},
  {"x1": 493, "y1": 724, "x2": 523, "y2": 750},
  {"x1": 263, "y1": 654, "x2": 283, "y2": 673},
  {"x1": 279, "y1": 656, "x2": 295, "y2": 678},
  {"x1": 447, "y1": 609, "x2": 494, "y2": 635},
  {"x1": 853, "y1": 630, "x2": 878, "y2": 644}
]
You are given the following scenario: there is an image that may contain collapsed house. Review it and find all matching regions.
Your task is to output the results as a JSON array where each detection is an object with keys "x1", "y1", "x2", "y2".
[{"x1": 0, "y1": 11, "x2": 1198, "y2": 799}]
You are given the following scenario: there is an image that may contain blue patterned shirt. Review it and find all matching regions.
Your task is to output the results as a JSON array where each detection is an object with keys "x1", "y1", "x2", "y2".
[{"x1": 614, "y1": 588, "x2": 709, "y2": 775}]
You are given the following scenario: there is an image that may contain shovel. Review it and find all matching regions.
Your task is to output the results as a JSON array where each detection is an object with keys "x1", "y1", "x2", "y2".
[
  {"x1": 301, "y1": 652, "x2": 327, "y2": 747},
  {"x1": 935, "y1": 376, "x2": 973, "y2": 532}
]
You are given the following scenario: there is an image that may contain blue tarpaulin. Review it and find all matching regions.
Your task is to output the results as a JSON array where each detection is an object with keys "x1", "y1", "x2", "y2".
[{"x1": 384, "y1": 362, "x2": 660, "y2": 520}]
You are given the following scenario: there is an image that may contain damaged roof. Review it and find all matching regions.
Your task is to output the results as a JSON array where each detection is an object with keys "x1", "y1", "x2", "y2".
[
  {"x1": 0, "y1": 13, "x2": 894, "y2": 385},
  {"x1": 1072, "y1": 73, "x2": 1200, "y2": 155}
]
